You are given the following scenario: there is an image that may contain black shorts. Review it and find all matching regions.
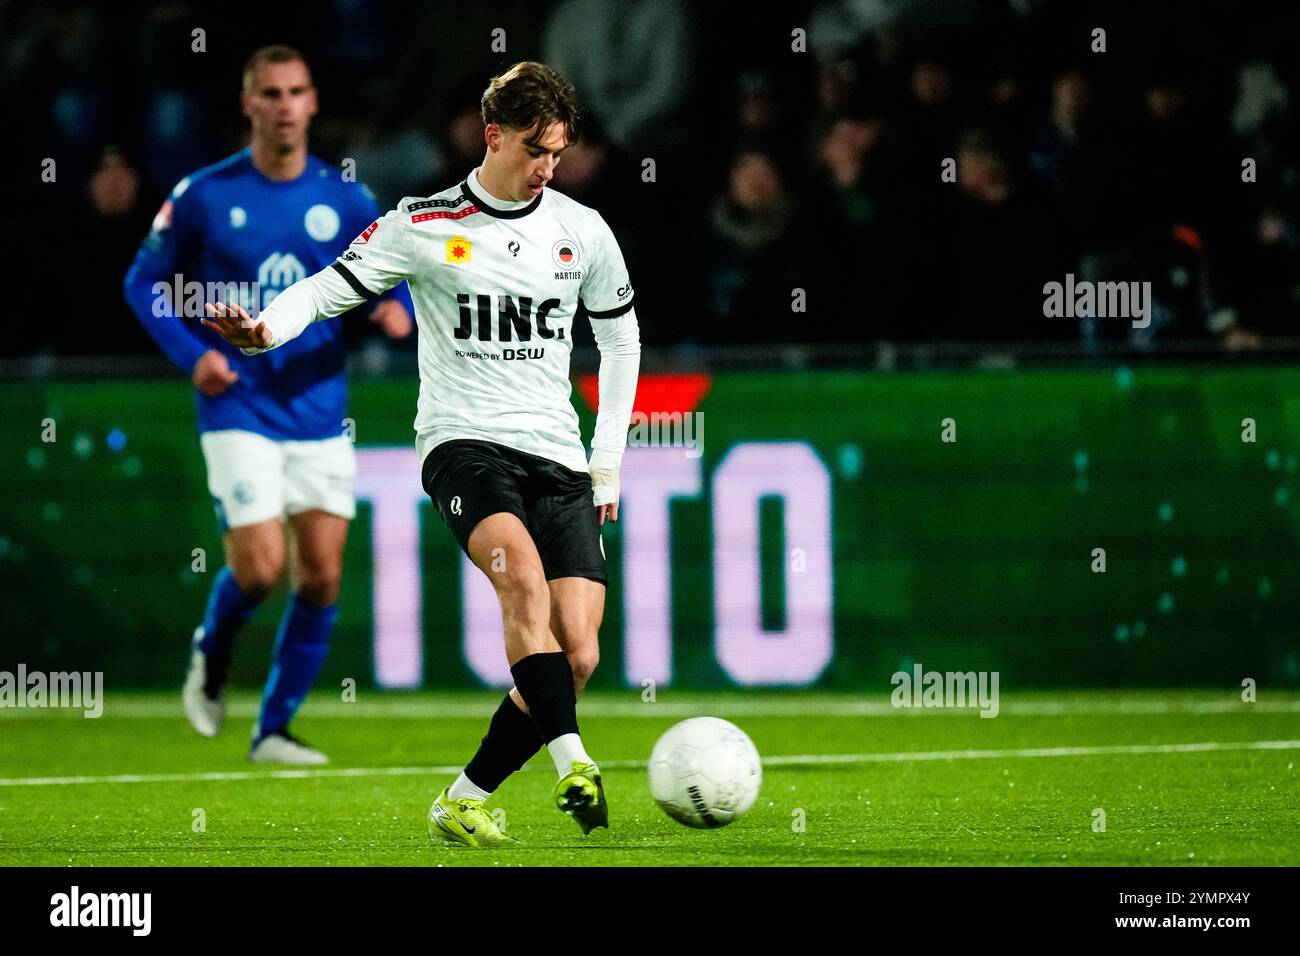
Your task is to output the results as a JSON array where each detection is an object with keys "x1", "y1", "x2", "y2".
[{"x1": 422, "y1": 439, "x2": 607, "y2": 586}]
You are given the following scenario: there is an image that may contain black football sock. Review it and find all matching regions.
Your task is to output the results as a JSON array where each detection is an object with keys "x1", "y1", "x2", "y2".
[
  {"x1": 462, "y1": 692, "x2": 545, "y2": 793},
  {"x1": 510, "y1": 651, "x2": 579, "y2": 745}
]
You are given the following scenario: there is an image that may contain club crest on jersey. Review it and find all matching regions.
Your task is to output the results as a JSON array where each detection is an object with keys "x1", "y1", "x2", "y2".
[
  {"x1": 446, "y1": 236, "x2": 472, "y2": 264},
  {"x1": 353, "y1": 220, "x2": 380, "y2": 244},
  {"x1": 305, "y1": 204, "x2": 340, "y2": 242},
  {"x1": 552, "y1": 239, "x2": 582, "y2": 279},
  {"x1": 551, "y1": 239, "x2": 580, "y2": 269}
]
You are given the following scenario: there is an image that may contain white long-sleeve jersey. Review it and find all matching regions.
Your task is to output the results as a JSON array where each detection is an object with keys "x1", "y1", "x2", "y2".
[{"x1": 244, "y1": 166, "x2": 641, "y2": 474}]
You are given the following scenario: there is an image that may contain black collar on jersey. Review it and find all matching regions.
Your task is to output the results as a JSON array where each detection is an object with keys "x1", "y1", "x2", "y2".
[{"x1": 461, "y1": 176, "x2": 543, "y2": 219}]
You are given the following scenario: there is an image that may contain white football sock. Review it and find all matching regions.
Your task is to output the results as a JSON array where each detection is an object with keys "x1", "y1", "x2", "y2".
[
  {"x1": 447, "y1": 772, "x2": 493, "y2": 802},
  {"x1": 548, "y1": 733, "x2": 594, "y2": 775}
]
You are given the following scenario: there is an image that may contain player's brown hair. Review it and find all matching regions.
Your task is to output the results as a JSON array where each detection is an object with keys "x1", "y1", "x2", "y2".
[
  {"x1": 481, "y1": 61, "x2": 582, "y2": 147},
  {"x1": 242, "y1": 44, "x2": 311, "y2": 91}
]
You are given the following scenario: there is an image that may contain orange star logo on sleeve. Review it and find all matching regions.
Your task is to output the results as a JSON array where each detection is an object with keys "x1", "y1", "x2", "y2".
[{"x1": 445, "y1": 236, "x2": 472, "y2": 264}]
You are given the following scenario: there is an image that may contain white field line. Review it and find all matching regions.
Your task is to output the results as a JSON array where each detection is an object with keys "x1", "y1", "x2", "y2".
[
  {"x1": 2, "y1": 699, "x2": 1297, "y2": 720},
  {"x1": 2, "y1": 739, "x2": 1297, "y2": 788}
]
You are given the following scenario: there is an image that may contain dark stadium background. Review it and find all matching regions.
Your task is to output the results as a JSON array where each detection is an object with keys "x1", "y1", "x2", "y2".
[{"x1": 1, "y1": 0, "x2": 1297, "y2": 691}]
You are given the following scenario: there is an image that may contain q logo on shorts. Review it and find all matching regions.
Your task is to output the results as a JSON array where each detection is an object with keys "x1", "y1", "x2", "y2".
[{"x1": 450, "y1": 495, "x2": 462, "y2": 516}]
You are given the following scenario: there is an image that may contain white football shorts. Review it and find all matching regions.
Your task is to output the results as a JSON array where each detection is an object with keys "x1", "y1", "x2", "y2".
[{"x1": 199, "y1": 429, "x2": 357, "y2": 531}]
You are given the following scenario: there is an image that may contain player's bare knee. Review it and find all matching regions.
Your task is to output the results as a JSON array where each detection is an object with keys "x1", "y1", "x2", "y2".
[
  {"x1": 567, "y1": 644, "x2": 600, "y2": 693},
  {"x1": 231, "y1": 555, "x2": 283, "y2": 600}
]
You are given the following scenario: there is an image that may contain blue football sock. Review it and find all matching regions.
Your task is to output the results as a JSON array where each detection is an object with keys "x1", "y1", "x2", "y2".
[
  {"x1": 197, "y1": 567, "x2": 261, "y2": 694},
  {"x1": 255, "y1": 594, "x2": 338, "y2": 741}
]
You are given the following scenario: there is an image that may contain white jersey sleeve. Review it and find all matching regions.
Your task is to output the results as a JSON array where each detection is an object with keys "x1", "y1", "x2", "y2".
[
  {"x1": 330, "y1": 208, "x2": 415, "y2": 298},
  {"x1": 578, "y1": 212, "x2": 636, "y2": 319},
  {"x1": 590, "y1": 307, "x2": 641, "y2": 460},
  {"x1": 242, "y1": 208, "x2": 414, "y2": 354},
  {"x1": 582, "y1": 213, "x2": 640, "y2": 459}
]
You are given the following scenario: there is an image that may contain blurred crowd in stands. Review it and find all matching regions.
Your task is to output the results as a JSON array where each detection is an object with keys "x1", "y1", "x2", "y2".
[{"x1": 5, "y1": 0, "x2": 1300, "y2": 358}]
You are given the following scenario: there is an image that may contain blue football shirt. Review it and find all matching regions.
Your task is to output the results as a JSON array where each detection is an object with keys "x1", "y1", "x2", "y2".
[{"x1": 124, "y1": 148, "x2": 411, "y2": 440}]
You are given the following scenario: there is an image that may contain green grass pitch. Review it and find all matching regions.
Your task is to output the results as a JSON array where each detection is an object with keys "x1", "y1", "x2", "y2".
[{"x1": 1, "y1": 690, "x2": 1296, "y2": 866}]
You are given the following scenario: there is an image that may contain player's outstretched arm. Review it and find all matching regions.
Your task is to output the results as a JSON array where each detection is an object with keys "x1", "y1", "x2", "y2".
[
  {"x1": 201, "y1": 250, "x2": 395, "y2": 354},
  {"x1": 221, "y1": 208, "x2": 415, "y2": 355}
]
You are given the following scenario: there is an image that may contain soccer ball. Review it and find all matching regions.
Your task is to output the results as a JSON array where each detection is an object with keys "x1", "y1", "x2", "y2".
[{"x1": 647, "y1": 717, "x2": 762, "y2": 828}]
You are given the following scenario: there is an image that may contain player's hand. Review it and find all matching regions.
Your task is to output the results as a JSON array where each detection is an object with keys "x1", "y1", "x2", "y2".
[
  {"x1": 201, "y1": 301, "x2": 273, "y2": 351},
  {"x1": 589, "y1": 448, "x2": 621, "y2": 525},
  {"x1": 371, "y1": 300, "x2": 413, "y2": 339},
  {"x1": 192, "y1": 349, "x2": 240, "y2": 397}
]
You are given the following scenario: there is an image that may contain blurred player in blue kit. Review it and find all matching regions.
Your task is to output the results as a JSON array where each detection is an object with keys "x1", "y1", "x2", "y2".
[{"x1": 124, "y1": 45, "x2": 414, "y2": 764}]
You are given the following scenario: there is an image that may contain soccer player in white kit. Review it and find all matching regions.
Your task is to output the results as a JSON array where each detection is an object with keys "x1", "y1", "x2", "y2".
[{"x1": 202, "y1": 61, "x2": 640, "y2": 844}]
